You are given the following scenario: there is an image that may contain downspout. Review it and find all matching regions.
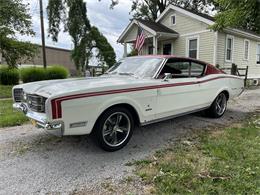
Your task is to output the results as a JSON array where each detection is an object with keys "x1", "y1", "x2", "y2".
[{"x1": 213, "y1": 31, "x2": 218, "y2": 65}]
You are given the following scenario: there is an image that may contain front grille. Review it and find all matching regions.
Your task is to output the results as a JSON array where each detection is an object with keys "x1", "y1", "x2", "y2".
[
  {"x1": 13, "y1": 88, "x2": 23, "y2": 102},
  {"x1": 27, "y1": 94, "x2": 46, "y2": 113}
]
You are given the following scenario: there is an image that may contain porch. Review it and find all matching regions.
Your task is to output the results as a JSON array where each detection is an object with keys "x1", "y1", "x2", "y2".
[{"x1": 117, "y1": 19, "x2": 179, "y2": 57}]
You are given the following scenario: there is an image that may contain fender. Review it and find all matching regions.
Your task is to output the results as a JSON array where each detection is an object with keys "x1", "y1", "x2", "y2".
[{"x1": 96, "y1": 95, "x2": 144, "y2": 123}]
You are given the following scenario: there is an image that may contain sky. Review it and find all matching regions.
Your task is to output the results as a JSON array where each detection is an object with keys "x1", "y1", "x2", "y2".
[{"x1": 20, "y1": 0, "x2": 133, "y2": 60}]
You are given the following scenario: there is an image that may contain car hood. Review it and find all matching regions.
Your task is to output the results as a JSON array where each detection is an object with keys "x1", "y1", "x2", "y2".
[{"x1": 18, "y1": 76, "x2": 156, "y2": 98}]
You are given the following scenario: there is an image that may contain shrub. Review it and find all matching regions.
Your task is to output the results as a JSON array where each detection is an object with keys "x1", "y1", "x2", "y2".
[
  {"x1": 20, "y1": 67, "x2": 46, "y2": 83},
  {"x1": 20, "y1": 65, "x2": 69, "y2": 83},
  {"x1": 46, "y1": 65, "x2": 68, "y2": 80},
  {"x1": 0, "y1": 66, "x2": 19, "y2": 85}
]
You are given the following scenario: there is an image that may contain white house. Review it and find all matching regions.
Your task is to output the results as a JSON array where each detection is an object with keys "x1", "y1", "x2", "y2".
[{"x1": 118, "y1": 4, "x2": 260, "y2": 78}]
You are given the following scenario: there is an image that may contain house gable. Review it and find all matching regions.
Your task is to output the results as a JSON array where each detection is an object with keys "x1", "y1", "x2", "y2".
[
  {"x1": 156, "y1": 5, "x2": 214, "y2": 26},
  {"x1": 158, "y1": 8, "x2": 211, "y2": 35},
  {"x1": 118, "y1": 20, "x2": 155, "y2": 43}
]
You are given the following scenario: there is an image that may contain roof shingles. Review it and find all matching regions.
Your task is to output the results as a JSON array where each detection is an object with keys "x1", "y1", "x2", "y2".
[{"x1": 137, "y1": 19, "x2": 178, "y2": 35}]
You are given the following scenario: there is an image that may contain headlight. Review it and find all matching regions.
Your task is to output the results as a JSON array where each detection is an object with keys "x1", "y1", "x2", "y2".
[
  {"x1": 13, "y1": 88, "x2": 23, "y2": 102},
  {"x1": 23, "y1": 93, "x2": 27, "y2": 101}
]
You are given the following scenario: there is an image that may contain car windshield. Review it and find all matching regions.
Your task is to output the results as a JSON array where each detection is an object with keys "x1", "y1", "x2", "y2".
[{"x1": 106, "y1": 57, "x2": 164, "y2": 78}]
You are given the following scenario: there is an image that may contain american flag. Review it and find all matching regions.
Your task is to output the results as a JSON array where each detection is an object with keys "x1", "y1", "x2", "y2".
[{"x1": 134, "y1": 26, "x2": 145, "y2": 52}]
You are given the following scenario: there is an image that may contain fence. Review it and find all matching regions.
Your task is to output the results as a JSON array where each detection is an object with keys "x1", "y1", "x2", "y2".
[{"x1": 220, "y1": 63, "x2": 248, "y2": 87}]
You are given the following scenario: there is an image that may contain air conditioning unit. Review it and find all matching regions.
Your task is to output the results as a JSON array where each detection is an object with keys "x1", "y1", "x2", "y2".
[{"x1": 252, "y1": 79, "x2": 259, "y2": 86}]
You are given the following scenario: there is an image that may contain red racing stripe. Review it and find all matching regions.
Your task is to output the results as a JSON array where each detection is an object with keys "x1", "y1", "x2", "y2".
[{"x1": 51, "y1": 76, "x2": 243, "y2": 119}]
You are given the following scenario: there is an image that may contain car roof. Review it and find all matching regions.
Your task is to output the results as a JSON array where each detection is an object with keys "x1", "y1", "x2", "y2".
[{"x1": 128, "y1": 55, "x2": 209, "y2": 65}]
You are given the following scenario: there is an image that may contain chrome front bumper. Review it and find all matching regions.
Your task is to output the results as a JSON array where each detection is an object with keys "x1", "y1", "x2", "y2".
[{"x1": 13, "y1": 103, "x2": 64, "y2": 136}]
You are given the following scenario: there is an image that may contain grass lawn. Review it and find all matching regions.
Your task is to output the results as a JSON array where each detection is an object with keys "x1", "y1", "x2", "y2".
[
  {"x1": 0, "y1": 85, "x2": 13, "y2": 99},
  {"x1": 134, "y1": 116, "x2": 260, "y2": 194},
  {"x1": 0, "y1": 99, "x2": 28, "y2": 127}
]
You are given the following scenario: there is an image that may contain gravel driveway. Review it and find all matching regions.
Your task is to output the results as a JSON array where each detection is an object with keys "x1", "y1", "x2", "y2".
[{"x1": 0, "y1": 89, "x2": 260, "y2": 194}]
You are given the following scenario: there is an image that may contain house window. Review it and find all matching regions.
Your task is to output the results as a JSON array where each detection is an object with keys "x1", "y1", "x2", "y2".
[
  {"x1": 226, "y1": 36, "x2": 233, "y2": 62},
  {"x1": 171, "y1": 15, "x2": 176, "y2": 25},
  {"x1": 257, "y1": 44, "x2": 260, "y2": 64},
  {"x1": 163, "y1": 43, "x2": 172, "y2": 55},
  {"x1": 148, "y1": 45, "x2": 153, "y2": 55},
  {"x1": 244, "y1": 39, "x2": 250, "y2": 60},
  {"x1": 188, "y1": 38, "x2": 198, "y2": 59}
]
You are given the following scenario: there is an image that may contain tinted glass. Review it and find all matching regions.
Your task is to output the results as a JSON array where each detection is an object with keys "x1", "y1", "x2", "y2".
[
  {"x1": 159, "y1": 60, "x2": 190, "y2": 78},
  {"x1": 190, "y1": 62, "x2": 204, "y2": 77}
]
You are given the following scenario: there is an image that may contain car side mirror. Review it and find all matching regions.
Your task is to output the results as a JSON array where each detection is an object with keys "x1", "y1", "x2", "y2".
[{"x1": 163, "y1": 73, "x2": 172, "y2": 81}]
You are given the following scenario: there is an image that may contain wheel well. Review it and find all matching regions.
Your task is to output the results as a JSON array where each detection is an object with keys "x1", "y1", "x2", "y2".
[
  {"x1": 96, "y1": 103, "x2": 140, "y2": 127},
  {"x1": 221, "y1": 90, "x2": 229, "y2": 101}
]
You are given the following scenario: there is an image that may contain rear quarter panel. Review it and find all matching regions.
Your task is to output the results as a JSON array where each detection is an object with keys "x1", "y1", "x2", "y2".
[{"x1": 199, "y1": 74, "x2": 244, "y2": 106}]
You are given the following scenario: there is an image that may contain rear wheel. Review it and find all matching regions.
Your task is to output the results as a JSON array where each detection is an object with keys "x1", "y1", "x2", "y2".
[
  {"x1": 206, "y1": 92, "x2": 227, "y2": 118},
  {"x1": 94, "y1": 106, "x2": 134, "y2": 151}
]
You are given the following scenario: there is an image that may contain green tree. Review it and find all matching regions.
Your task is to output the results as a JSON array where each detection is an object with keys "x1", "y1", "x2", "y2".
[
  {"x1": 90, "y1": 26, "x2": 116, "y2": 67},
  {"x1": 211, "y1": 0, "x2": 260, "y2": 34},
  {"x1": 110, "y1": 0, "x2": 213, "y2": 21},
  {"x1": 0, "y1": 0, "x2": 36, "y2": 67},
  {"x1": 47, "y1": 0, "x2": 116, "y2": 74},
  {"x1": 67, "y1": 0, "x2": 91, "y2": 73}
]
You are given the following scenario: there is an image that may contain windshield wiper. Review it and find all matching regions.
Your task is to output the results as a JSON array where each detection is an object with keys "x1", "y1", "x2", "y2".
[
  {"x1": 118, "y1": 72, "x2": 139, "y2": 78},
  {"x1": 118, "y1": 72, "x2": 134, "y2": 76}
]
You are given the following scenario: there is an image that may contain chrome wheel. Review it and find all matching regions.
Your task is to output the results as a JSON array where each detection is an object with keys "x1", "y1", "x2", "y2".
[
  {"x1": 215, "y1": 93, "x2": 227, "y2": 116},
  {"x1": 102, "y1": 112, "x2": 131, "y2": 147}
]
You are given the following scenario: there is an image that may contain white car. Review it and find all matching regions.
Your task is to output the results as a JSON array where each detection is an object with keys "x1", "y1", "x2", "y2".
[{"x1": 13, "y1": 56, "x2": 244, "y2": 151}]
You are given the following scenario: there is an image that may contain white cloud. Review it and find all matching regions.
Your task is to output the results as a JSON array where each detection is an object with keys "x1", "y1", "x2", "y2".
[{"x1": 19, "y1": 0, "x2": 133, "y2": 60}]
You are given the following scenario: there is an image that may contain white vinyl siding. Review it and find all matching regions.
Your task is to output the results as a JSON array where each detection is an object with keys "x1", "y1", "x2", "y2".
[
  {"x1": 160, "y1": 9, "x2": 209, "y2": 34},
  {"x1": 171, "y1": 31, "x2": 214, "y2": 63},
  {"x1": 217, "y1": 32, "x2": 260, "y2": 78},
  {"x1": 244, "y1": 39, "x2": 250, "y2": 60},
  {"x1": 225, "y1": 35, "x2": 234, "y2": 62}
]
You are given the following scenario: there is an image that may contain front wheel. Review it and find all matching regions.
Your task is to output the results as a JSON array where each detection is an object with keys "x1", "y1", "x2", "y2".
[
  {"x1": 206, "y1": 92, "x2": 227, "y2": 118},
  {"x1": 94, "y1": 106, "x2": 134, "y2": 151}
]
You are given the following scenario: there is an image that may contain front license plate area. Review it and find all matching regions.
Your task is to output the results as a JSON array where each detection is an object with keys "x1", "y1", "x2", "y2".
[{"x1": 30, "y1": 119, "x2": 37, "y2": 127}]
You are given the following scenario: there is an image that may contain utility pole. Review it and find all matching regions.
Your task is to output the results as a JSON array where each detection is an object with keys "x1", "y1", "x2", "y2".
[{"x1": 39, "y1": 0, "x2": 47, "y2": 68}]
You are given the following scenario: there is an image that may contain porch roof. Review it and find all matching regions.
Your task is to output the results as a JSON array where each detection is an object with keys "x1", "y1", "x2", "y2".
[
  {"x1": 137, "y1": 19, "x2": 178, "y2": 35},
  {"x1": 117, "y1": 19, "x2": 179, "y2": 43}
]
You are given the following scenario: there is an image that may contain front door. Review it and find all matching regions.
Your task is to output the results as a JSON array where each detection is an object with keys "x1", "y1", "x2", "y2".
[
  {"x1": 163, "y1": 43, "x2": 172, "y2": 55},
  {"x1": 155, "y1": 58, "x2": 205, "y2": 119}
]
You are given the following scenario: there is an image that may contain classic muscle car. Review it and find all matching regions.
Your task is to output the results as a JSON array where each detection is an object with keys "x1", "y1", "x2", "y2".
[{"x1": 13, "y1": 56, "x2": 244, "y2": 151}]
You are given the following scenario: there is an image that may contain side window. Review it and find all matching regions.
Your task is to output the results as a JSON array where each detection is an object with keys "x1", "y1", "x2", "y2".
[
  {"x1": 158, "y1": 59, "x2": 205, "y2": 79},
  {"x1": 158, "y1": 59, "x2": 190, "y2": 78},
  {"x1": 190, "y1": 62, "x2": 204, "y2": 77}
]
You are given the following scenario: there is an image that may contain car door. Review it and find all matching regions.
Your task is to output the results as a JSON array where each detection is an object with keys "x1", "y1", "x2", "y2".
[{"x1": 155, "y1": 58, "x2": 206, "y2": 119}]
